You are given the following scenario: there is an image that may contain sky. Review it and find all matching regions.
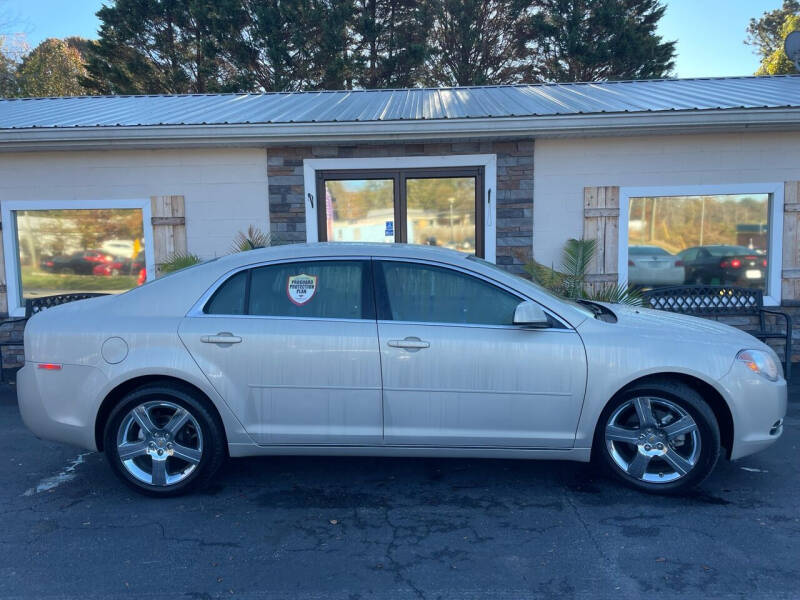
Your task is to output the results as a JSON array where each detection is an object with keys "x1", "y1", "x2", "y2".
[{"x1": 0, "y1": 0, "x2": 788, "y2": 79}]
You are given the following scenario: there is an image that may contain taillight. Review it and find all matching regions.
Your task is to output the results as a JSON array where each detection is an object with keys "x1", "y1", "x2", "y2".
[
  {"x1": 720, "y1": 260, "x2": 729, "y2": 268},
  {"x1": 37, "y1": 363, "x2": 62, "y2": 370},
  {"x1": 674, "y1": 260, "x2": 684, "y2": 267},
  {"x1": 731, "y1": 259, "x2": 741, "y2": 268},
  {"x1": 763, "y1": 259, "x2": 768, "y2": 267}
]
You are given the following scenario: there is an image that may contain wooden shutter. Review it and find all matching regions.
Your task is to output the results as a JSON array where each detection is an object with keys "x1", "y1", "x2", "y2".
[
  {"x1": 150, "y1": 195, "x2": 187, "y2": 277},
  {"x1": 583, "y1": 186, "x2": 620, "y2": 295},
  {"x1": 782, "y1": 181, "x2": 800, "y2": 302}
]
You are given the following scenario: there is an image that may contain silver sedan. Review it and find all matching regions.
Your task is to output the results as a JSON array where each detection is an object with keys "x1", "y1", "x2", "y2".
[{"x1": 17, "y1": 243, "x2": 786, "y2": 496}]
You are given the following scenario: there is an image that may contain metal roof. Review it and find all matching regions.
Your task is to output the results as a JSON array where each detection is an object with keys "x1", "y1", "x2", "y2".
[{"x1": 1, "y1": 75, "x2": 799, "y2": 130}]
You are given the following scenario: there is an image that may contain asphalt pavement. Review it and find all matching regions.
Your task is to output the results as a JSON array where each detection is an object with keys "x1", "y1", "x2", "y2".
[{"x1": 1, "y1": 380, "x2": 799, "y2": 600}]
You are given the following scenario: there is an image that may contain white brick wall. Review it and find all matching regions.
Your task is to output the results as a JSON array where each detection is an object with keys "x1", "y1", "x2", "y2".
[
  {"x1": 534, "y1": 131, "x2": 800, "y2": 268},
  {"x1": 0, "y1": 148, "x2": 269, "y2": 259}
]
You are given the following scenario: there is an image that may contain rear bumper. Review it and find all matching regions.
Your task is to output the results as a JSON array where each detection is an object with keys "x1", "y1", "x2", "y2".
[
  {"x1": 17, "y1": 363, "x2": 107, "y2": 451},
  {"x1": 720, "y1": 363, "x2": 787, "y2": 460}
]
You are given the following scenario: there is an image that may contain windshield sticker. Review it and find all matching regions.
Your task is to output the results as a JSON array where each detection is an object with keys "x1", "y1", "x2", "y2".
[{"x1": 287, "y1": 274, "x2": 318, "y2": 306}]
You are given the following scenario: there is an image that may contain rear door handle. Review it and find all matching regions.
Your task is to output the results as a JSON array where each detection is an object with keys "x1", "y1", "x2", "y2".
[
  {"x1": 201, "y1": 333, "x2": 242, "y2": 344},
  {"x1": 388, "y1": 337, "x2": 430, "y2": 350}
]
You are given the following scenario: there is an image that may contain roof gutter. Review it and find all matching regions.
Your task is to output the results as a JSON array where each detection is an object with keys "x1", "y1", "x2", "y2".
[{"x1": 1, "y1": 107, "x2": 799, "y2": 151}]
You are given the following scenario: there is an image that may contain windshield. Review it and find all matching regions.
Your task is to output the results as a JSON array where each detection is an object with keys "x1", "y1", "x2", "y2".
[{"x1": 466, "y1": 255, "x2": 595, "y2": 319}]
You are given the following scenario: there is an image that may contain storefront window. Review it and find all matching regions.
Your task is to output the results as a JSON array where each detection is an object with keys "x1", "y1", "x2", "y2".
[
  {"x1": 323, "y1": 179, "x2": 395, "y2": 243},
  {"x1": 317, "y1": 167, "x2": 484, "y2": 257},
  {"x1": 14, "y1": 208, "x2": 146, "y2": 300},
  {"x1": 627, "y1": 194, "x2": 770, "y2": 291},
  {"x1": 406, "y1": 177, "x2": 476, "y2": 253}
]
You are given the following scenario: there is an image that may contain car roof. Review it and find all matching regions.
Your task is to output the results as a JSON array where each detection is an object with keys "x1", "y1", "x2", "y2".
[{"x1": 208, "y1": 242, "x2": 473, "y2": 269}]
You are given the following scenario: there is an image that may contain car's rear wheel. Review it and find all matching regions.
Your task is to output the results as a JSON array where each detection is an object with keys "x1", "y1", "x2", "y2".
[
  {"x1": 103, "y1": 383, "x2": 226, "y2": 497},
  {"x1": 595, "y1": 379, "x2": 720, "y2": 494}
]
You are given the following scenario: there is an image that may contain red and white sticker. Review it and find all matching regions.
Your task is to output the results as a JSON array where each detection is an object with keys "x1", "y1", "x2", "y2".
[{"x1": 287, "y1": 274, "x2": 318, "y2": 306}]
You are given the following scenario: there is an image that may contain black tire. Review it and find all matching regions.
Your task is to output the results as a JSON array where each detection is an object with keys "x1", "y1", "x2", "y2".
[
  {"x1": 593, "y1": 378, "x2": 721, "y2": 494},
  {"x1": 103, "y1": 383, "x2": 226, "y2": 497}
]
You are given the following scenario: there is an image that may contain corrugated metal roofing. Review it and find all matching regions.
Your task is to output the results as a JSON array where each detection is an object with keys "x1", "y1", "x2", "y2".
[{"x1": 1, "y1": 75, "x2": 799, "y2": 130}]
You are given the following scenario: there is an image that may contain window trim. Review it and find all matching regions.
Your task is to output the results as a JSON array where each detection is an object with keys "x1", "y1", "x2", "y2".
[
  {"x1": 302, "y1": 154, "x2": 497, "y2": 263},
  {"x1": 1, "y1": 199, "x2": 155, "y2": 317},
  {"x1": 619, "y1": 183, "x2": 784, "y2": 306}
]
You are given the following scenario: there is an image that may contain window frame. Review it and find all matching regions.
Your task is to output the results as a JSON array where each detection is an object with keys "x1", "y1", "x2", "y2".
[
  {"x1": 1, "y1": 199, "x2": 156, "y2": 317},
  {"x1": 302, "y1": 154, "x2": 497, "y2": 263},
  {"x1": 195, "y1": 257, "x2": 377, "y2": 322},
  {"x1": 619, "y1": 183, "x2": 784, "y2": 306}
]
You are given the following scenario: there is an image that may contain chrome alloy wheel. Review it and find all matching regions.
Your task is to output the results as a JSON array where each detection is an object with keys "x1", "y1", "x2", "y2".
[
  {"x1": 604, "y1": 396, "x2": 701, "y2": 484},
  {"x1": 116, "y1": 401, "x2": 203, "y2": 487}
]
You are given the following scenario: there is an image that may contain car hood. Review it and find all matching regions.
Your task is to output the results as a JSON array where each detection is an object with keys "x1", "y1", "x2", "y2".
[{"x1": 599, "y1": 303, "x2": 765, "y2": 348}]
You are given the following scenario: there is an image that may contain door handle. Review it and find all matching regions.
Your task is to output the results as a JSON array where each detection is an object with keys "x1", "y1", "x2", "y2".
[
  {"x1": 388, "y1": 337, "x2": 430, "y2": 350},
  {"x1": 201, "y1": 333, "x2": 242, "y2": 344}
]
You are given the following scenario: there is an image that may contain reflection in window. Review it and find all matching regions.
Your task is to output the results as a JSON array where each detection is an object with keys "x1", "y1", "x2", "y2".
[
  {"x1": 15, "y1": 209, "x2": 146, "y2": 300},
  {"x1": 324, "y1": 180, "x2": 395, "y2": 243},
  {"x1": 627, "y1": 194, "x2": 769, "y2": 291},
  {"x1": 407, "y1": 177, "x2": 476, "y2": 254}
]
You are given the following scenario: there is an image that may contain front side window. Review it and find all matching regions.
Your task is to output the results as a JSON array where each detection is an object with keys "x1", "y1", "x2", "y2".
[
  {"x1": 14, "y1": 208, "x2": 146, "y2": 301},
  {"x1": 627, "y1": 193, "x2": 771, "y2": 292},
  {"x1": 204, "y1": 260, "x2": 375, "y2": 320},
  {"x1": 376, "y1": 261, "x2": 520, "y2": 325}
]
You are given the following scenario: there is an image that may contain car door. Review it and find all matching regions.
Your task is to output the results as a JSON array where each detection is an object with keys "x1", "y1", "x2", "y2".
[
  {"x1": 374, "y1": 259, "x2": 587, "y2": 448},
  {"x1": 179, "y1": 258, "x2": 383, "y2": 445}
]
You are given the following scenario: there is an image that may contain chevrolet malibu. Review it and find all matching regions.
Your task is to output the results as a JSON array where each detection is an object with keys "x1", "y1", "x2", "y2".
[{"x1": 17, "y1": 243, "x2": 786, "y2": 496}]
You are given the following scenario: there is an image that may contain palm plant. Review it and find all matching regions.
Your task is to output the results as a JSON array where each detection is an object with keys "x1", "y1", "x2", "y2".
[
  {"x1": 160, "y1": 251, "x2": 202, "y2": 274},
  {"x1": 230, "y1": 225, "x2": 274, "y2": 253},
  {"x1": 525, "y1": 238, "x2": 642, "y2": 306}
]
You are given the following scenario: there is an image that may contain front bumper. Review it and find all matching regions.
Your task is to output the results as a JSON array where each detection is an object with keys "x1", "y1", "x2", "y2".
[
  {"x1": 17, "y1": 363, "x2": 107, "y2": 451},
  {"x1": 720, "y1": 361, "x2": 787, "y2": 460}
]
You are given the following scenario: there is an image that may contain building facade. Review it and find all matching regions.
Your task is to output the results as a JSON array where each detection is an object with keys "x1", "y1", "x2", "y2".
[{"x1": 1, "y1": 76, "x2": 799, "y2": 367}]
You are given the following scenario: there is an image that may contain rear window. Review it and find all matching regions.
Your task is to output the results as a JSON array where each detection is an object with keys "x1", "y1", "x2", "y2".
[
  {"x1": 203, "y1": 270, "x2": 247, "y2": 315},
  {"x1": 203, "y1": 260, "x2": 375, "y2": 320},
  {"x1": 629, "y1": 246, "x2": 670, "y2": 256}
]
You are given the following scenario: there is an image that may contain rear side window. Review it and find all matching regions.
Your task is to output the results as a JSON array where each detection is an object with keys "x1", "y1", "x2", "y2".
[
  {"x1": 204, "y1": 260, "x2": 375, "y2": 319},
  {"x1": 204, "y1": 270, "x2": 247, "y2": 315},
  {"x1": 376, "y1": 261, "x2": 521, "y2": 325}
]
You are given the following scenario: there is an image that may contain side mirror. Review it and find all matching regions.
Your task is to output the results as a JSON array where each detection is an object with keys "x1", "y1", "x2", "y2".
[{"x1": 513, "y1": 301, "x2": 550, "y2": 328}]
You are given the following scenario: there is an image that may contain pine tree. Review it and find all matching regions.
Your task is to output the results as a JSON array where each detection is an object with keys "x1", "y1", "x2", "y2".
[
  {"x1": 518, "y1": 0, "x2": 676, "y2": 82},
  {"x1": 354, "y1": 0, "x2": 430, "y2": 88},
  {"x1": 425, "y1": 0, "x2": 528, "y2": 86},
  {"x1": 83, "y1": 0, "x2": 247, "y2": 94}
]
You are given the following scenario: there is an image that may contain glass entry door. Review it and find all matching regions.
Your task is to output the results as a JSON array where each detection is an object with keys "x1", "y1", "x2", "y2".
[{"x1": 316, "y1": 167, "x2": 484, "y2": 257}]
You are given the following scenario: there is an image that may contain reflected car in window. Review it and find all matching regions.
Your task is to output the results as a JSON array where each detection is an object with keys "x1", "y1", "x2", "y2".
[
  {"x1": 39, "y1": 250, "x2": 114, "y2": 275},
  {"x1": 677, "y1": 245, "x2": 767, "y2": 286},
  {"x1": 17, "y1": 243, "x2": 786, "y2": 497},
  {"x1": 627, "y1": 246, "x2": 685, "y2": 287}
]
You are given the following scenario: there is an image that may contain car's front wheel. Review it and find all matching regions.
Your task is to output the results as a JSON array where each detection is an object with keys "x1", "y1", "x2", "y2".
[
  {"x1": 595, "y1": 379, "x2": 721, "y2": 494},
  {"x1": 103, "y1": 383, "x2": 226, "y2": 496}
]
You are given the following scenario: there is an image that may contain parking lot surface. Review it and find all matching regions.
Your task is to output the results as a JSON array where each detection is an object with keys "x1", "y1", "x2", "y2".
[{"x1": 1, "y1": 382, "x2": 799, "y2": 600}]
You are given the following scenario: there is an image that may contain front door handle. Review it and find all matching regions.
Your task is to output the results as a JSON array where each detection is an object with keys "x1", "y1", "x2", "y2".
[
  {"x1": 201, "y1": 332, "x2": 242, "y2": 344},
  {"x1": 388, "y1": 337, "x2": 430, "y2": 351}
]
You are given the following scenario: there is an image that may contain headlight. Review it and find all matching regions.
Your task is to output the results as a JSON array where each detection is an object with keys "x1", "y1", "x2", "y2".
[{"x1": 736, "y1": 349, "x2": 780, "y2": 381}]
